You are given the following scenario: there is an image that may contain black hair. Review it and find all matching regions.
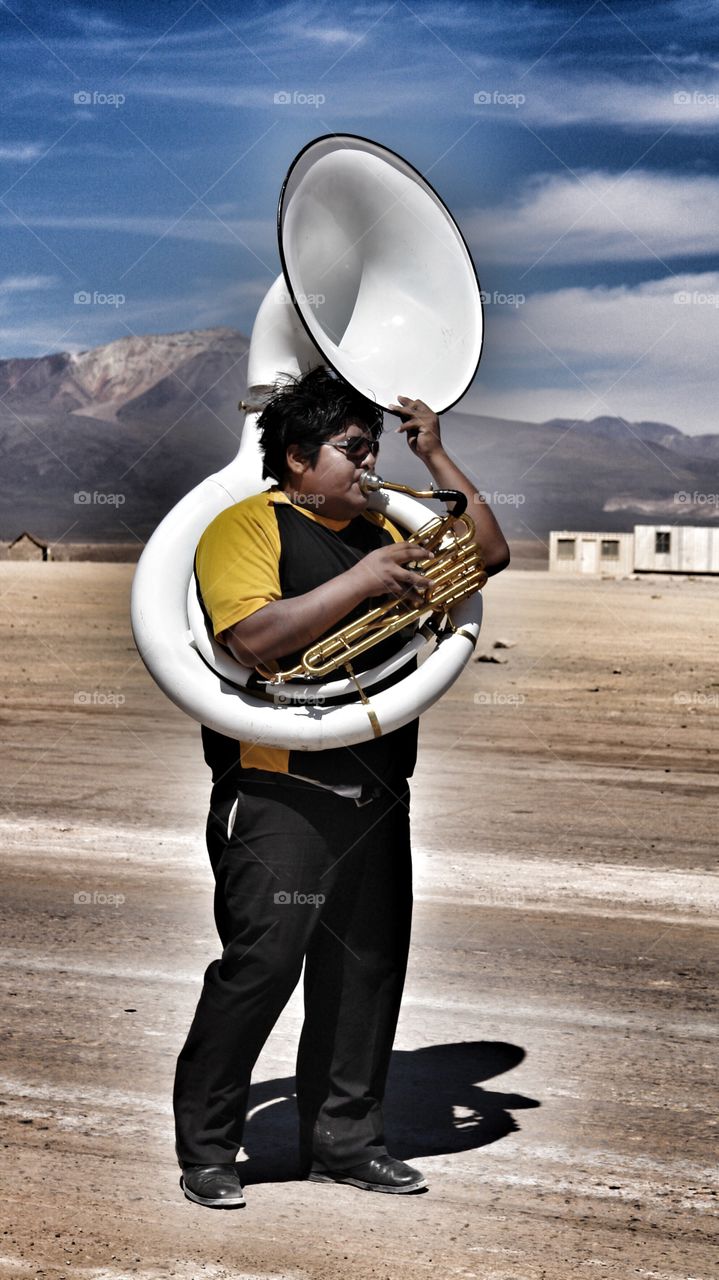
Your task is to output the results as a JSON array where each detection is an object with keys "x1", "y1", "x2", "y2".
[{"x1": 256, "y1": 366, "x2": 384, "y2": 483}]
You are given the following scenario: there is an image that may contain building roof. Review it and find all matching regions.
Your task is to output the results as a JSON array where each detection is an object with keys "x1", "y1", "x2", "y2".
[{"x1": 8, "y1": 531, "x2": 49, "y2": 549}]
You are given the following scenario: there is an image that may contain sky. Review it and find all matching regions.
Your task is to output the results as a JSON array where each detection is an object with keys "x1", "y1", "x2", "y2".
[{"x1": 1, "y1": 0, "x2": 718, "y2": 433}]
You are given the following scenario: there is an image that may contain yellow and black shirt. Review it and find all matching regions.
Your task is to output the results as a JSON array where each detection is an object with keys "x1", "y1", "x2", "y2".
[{"x1": 196, "y1": 488, "x2": 419, "y2": 793}]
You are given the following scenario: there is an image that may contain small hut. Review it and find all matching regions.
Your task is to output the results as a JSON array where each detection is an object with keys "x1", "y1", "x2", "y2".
[
  {"x1": 549, "y1": 530, "x2": 634, "y2": 577},
  {"x1": 7, "y1": 532, "x2": 50, "y2": 562},
  {"x1": 549, "y1": 525, "x2": 719, "y2": 576}
]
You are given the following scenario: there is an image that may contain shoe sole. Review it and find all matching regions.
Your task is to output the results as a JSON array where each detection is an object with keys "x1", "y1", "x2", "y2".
[
  {"x1": 180, "y1": 1175, "x2": 245, "y2": 1209},
  {"x1": 308, "y1": 1171, "x2": 427, "y2": 1194}
]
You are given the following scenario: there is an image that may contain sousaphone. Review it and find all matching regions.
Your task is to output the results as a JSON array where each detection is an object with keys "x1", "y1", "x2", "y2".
[{"x1": 130, "y1": 134, "x2": 484, "y2": 749}]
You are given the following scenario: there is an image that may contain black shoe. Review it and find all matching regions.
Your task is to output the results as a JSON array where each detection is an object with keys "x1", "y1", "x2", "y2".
[
  {"x1": 308, "y1": 1154, "x2": 427, "y2": 1194},
  {"x1": 180, "y1": 1163, "x2": 245, "y2": 1209}
]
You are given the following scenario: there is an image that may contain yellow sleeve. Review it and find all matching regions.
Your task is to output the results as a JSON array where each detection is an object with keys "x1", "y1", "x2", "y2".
[{"x1": 195, "y1": 494, "x2": 281, "y2": 638}]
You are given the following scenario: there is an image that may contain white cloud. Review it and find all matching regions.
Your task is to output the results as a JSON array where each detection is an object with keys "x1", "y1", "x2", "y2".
[
  {"x1": 0, "y1": 211, "x2": 275, "y2": 254},
  {"x1": 0, "y1": 143, "x2": 44, "y2": 163},
  {"x1": 0, "y1": 275, "x2": 269, "y2": 358},
  {"x1": 0, "y1": 322, "x2": 87, "y2": 352},
  {"x1": 468, "y1": 272, "x2": 719, "y2": 435},
  {"x1": 515, "y1": 75, "x2": 719, "y2": 131},
  {"x1": 294, "y1": 24, "x2": 361, "y2": 44},
  {"x1": 125, "y1": 75, "x2": 431, "y2": 116},
  {"x1": 0, "y1": 274, "x2": 60, "y2": 292},
  {"x1": 466, "y1": 169, "x2": 719, "y2": 266},
  {"x1": 65, "y1": 8, "x2": 128, "y2": 32}
]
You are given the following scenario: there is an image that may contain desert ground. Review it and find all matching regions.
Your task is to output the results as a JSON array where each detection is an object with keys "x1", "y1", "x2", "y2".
[{"x1": 0, "y1": 561, "x2": 716, "y2": 1280}]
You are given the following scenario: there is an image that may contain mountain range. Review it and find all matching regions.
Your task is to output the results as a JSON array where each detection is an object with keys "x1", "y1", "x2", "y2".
[{"x1": 0, "y1": 326, "x2": 716, "y2": 545}]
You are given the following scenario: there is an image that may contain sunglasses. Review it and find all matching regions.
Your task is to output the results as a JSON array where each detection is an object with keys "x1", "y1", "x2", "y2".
[{"x1": 324, "y1": 433, "x2": 380, "y2": 463}]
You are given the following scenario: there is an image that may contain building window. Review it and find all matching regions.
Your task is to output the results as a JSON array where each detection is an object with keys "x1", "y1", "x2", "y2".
[
  {"x1": 601, "y1": 540, "x2": 620, "y2": 559},
  {"x1": 655, "y1": 531, "x2": 671, "y2": 554},
  {"x1": 557, "y1": 538, "x2": 575, "y2": 559}
]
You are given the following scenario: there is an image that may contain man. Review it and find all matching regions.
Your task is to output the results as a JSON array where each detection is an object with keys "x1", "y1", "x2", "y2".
[{"x1": 173, "y1": 367, "x2": 509, "y2": 1208}]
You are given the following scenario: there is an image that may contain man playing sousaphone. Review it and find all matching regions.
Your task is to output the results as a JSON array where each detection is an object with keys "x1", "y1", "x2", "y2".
[{"x1": 173, "y1": 366, "x2": 509, "y2": 1208}]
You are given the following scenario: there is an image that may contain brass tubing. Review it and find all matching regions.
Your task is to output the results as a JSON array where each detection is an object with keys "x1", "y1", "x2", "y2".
[{"x1": 359, "y1": 471, "x2": 468, "y2": 517}]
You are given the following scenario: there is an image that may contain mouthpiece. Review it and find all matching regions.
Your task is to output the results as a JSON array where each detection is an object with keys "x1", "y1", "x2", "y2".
[
  {"x1": 359, "y1": 471, "x2": 384, "y2": 494},
  {"x1": 359, "y1": 470, "x2": 467, "y2": 517}
]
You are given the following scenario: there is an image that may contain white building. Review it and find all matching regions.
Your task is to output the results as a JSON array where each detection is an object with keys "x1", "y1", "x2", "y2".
[
  {"x1": 633, "y1": 524, "x2": 719, "y2": 574},
  {"x1": 549, "y1": 526, "x2": 719, "y2": 576},
  {"x1": 549, "y1": 530, "x2": 634, "y2": 576}
]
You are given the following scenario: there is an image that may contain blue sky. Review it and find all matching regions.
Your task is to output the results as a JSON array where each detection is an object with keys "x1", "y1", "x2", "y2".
[{"x1": 1, "y1": 0, "x2": 718, "y2": 432}]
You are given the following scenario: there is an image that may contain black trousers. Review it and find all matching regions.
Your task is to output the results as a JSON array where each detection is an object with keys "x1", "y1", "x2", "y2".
[{"x1": 173, "y1": 771, "x2": 413, "y2": 1169}]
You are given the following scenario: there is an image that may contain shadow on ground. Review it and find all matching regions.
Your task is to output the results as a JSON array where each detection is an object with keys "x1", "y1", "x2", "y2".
[{"x1": 240, "y1": 1040, "x2": 539, "y2": 1185}]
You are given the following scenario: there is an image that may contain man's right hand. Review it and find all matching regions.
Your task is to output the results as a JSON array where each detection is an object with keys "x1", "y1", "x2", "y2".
[
  {"x1": 349, "y1": 542, "x2": 435, "y2": 608},
  {"x1": 222, "y1": 544, "x2": 435, "y2": 670}
]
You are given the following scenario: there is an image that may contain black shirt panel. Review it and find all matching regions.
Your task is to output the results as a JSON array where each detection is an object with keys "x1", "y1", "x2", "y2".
[{"x1": 201, "y1": 504, "x2": 419, "y2": 791}]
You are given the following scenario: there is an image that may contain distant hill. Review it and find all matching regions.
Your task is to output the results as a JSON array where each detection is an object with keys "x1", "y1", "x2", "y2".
[
  {"x1": 0, "y1": 328, "x2": 250, "y2": 542},
  {"x1": 0, "y1": 326, "x2": 716, "y2": 544}
]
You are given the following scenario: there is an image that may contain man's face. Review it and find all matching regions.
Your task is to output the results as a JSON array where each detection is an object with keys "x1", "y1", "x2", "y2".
[{"x1": 286, "y1": 420, "x2": 380, "y2": 520}]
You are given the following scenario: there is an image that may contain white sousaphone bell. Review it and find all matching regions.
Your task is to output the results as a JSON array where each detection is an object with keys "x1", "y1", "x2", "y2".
[{"x1": 130, "y1": 134, "x2": 484, "y2": 750}]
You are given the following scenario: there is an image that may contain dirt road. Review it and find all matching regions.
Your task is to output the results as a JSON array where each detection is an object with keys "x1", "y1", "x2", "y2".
[{"x1": 1, "y1": 564, "x2": 716, "y2": 1280}]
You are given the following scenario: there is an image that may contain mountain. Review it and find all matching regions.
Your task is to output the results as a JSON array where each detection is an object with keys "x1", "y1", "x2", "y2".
[
  {"x1": 376, "y1": 407, "x2": 718, "y2": 541},
  {"x1": 0, "y1": 326, "x2": 716, "y2": 543},
  {"x1": 0, "y1": 328, "x2": 250, "y2": 542}
]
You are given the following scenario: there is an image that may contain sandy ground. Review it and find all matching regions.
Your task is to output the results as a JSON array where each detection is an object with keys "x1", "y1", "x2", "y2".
[{"x1": 0, "y1": 562, "x2": 716, "y2": 1280}]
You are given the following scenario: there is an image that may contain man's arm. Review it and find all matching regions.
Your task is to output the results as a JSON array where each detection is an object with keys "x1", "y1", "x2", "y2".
[
  {"x1": 220, "y1": 541, "x2": 434, "y2": 669},
  {"x1": 389, "y1": 396, "x2": 510, "y2": 576}
]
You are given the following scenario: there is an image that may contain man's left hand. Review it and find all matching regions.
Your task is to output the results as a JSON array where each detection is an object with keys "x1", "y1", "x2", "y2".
[{"x1": 388, "y1": 396, "x2": 444, "y2": 461}]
